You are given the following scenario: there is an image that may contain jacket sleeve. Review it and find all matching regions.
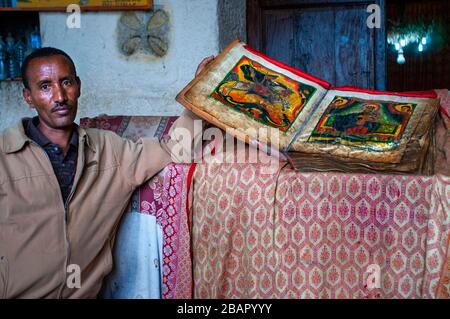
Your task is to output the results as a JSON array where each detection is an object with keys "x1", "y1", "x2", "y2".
[
  {"x1": 111, "y1": 135, "x2": 172, "y2": 189},
  {"x1": 109, "y1": 110, "x2": 204, "y2": 189},
  {"x1": 159, "y1": 109, "x2": 204, "y2": 164}
]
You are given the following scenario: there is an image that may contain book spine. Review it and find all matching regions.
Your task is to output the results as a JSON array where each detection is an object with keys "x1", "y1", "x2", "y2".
[{"x1": 284, "y1": 90, "x2": 327, "y2": 153}]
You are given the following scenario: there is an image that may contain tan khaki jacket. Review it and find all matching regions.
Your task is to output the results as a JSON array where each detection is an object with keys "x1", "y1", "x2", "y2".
[{"x1": 0, "y1": 119, "x2": 172, "y2": 298}]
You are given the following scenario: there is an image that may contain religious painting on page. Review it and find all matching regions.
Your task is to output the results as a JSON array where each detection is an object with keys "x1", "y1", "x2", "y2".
[
  {"x1": 308, "y1": 96, "x2": 416, "y2": 151},
  {"x1": 210, "y1": 56, "x2": 317, "y2": 133}
]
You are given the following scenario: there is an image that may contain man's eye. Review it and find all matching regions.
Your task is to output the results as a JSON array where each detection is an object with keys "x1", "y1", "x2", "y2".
[
  {"x1": 63, "y1": 79, "x2": 73, "y2": 86},
  {"x1": 40, "y1": 84, "x2": 50, "y2": 90}
]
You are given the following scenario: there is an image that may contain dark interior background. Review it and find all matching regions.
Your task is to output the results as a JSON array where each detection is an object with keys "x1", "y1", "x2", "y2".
[
  {"x1": 247, "y1": 0, "x2": 450, "y2": 92},
  {"x1": 0, "y1": 11, "x2": 39, "y2": 42},
  {"x1": 386, "y1": 0, "x2": 450, "y2": 91}
]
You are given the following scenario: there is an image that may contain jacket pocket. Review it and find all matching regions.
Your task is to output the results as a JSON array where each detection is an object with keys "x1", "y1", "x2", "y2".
[
  {"x1": 85, "y1": 160, "x2": 99, "y2": 171},
  {"x1": 0, "y1": 256, "x2": 8, "y2": 299}
]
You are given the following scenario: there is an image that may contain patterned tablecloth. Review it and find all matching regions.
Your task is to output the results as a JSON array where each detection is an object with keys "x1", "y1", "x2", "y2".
[
  {"x1": 191, "y1": 90, "x2": 450, "y2": 299},
  {"x1": 192, "y1": 165, "x2": 449, "y2": 298}
]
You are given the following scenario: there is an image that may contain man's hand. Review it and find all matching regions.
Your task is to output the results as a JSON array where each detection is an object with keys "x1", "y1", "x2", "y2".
[
  {"x1": 159, "y1": 56, "x2": 215, "y2": 163},
  {"x1": 195, "y1": 55, "x2": 215, "y2": 76}
]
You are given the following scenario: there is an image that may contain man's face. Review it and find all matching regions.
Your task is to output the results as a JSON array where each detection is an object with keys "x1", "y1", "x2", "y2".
[{"x1": 23, "y1": 55, "x2": 81, "y2": 131}]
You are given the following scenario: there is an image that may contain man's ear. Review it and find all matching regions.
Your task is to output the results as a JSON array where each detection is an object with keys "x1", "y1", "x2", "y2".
[
  {"x1": 76, "y1": 76, "x2": 81, "y2": 98},
  {"x1": 22, "y1": 88, "x2": 35, "y2": 109}
]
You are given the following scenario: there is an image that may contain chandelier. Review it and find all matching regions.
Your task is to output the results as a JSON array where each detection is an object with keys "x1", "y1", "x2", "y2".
[{"x1": 387, "y1": 20, "x2": 435, "y2": 64}]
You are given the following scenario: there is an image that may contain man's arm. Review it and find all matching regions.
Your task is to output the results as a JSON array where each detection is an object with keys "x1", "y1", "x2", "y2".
[
  {"x1": 112, "y1": 56, "x2": 215, "y2": 188},
  {"x1": 159, "y1": 56, "x2": 215, "y2": 165}
]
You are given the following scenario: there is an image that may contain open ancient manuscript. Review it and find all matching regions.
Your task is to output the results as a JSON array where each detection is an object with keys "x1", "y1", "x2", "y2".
[{"x1": 176, "y1": 40, "x2": 439, "y2": 174}]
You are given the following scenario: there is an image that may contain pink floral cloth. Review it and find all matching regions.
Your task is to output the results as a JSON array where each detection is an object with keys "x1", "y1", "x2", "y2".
[
  {"x1": 80, "y1": 115, "x2": 193, "y2": 299},
  {"x1": 192, "y1": 164, "x2": 450, "y2": 298}
]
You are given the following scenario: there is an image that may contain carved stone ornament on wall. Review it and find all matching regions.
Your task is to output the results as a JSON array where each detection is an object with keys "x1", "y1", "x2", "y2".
[{"x1": 118, "y1": 9, "x2": 170, "y2": 57}]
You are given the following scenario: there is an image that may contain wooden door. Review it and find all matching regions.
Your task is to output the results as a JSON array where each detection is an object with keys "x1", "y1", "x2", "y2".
[{"x1": 247, "y1": 0, "x2": 386, "y2": 90}]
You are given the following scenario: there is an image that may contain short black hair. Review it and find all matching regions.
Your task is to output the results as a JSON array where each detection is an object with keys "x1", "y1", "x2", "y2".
[{"x1": 21, "y1": 47, "x2": 77, "y2": 89}]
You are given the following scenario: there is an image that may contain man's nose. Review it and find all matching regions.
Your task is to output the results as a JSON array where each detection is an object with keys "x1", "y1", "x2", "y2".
[{"x1": 53, "y1": 84, "x2": 68, "y2": 103}]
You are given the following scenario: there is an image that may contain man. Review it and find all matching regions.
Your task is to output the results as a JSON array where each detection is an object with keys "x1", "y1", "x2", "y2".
[{"x1": 0, "y1": 47, "x2": 212, "y2": 298}]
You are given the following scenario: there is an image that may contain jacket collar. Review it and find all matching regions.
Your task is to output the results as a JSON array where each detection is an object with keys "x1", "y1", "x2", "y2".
[{"x1": 1, "y1": 118, "x2": 96, "y2": 154}]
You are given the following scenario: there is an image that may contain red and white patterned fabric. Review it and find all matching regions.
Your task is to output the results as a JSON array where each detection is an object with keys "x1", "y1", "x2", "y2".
[
  {"x1": 80, "y1": 115, "x2": 193, "y2": 299},
  {"x1": 131, "y1": 163, "x2": 193, "y2": 299}
]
